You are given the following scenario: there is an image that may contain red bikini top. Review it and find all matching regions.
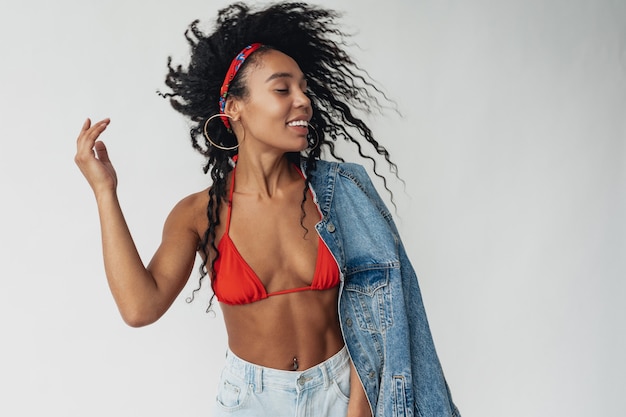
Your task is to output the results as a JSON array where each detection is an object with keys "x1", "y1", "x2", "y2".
[{"x1": 213, "y1": 163, "x2": 340, "y2": 306}]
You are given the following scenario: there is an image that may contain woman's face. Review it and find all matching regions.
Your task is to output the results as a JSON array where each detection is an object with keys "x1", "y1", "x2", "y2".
[{"x1": 230, "y1": 49, "x2": 312, "y2": 154}]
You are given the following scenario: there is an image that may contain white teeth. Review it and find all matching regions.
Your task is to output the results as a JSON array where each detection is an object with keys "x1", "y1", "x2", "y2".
[{"x1": 287, "y1": 120, "x2": 308, "y2": 127}]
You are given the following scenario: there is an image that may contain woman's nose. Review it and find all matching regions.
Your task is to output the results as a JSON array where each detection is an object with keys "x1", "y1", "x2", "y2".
[{"x1": 294, "y1": 89, "x2": 311, "y2": 110}]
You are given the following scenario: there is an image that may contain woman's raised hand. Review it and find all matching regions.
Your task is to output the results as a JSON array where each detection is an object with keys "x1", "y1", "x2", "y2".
[{"x1": 74, "y1": 118, "x2": 117, "y2": 195}]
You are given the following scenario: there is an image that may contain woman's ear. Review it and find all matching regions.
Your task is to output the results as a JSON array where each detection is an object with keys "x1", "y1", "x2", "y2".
[{"x1": 224, "y1": 98, "x2": 242, "y2": 122}]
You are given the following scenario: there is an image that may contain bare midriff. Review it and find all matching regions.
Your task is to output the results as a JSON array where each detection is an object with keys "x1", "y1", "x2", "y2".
[{"x1": 221, "y1": 287, "x2": 344, "y2": 371}]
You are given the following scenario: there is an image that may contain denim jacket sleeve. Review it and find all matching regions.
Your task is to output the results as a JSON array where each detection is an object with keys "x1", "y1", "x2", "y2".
[{"x1": 307, "y1": 160, "x2": 461, "y2": 417}]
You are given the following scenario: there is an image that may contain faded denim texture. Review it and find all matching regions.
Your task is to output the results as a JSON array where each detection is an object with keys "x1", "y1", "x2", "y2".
[
  {"x1": 213, "y1": 347, "x2": 351, "y2": 416},
  {"x1": 306, "y1": 160, "x2": 461, "y2": 417}
]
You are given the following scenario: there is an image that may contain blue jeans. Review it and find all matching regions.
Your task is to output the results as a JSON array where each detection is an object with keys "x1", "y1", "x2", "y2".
[{"x1": 213, "y1": 346, "x2": 351, "y2": 416}]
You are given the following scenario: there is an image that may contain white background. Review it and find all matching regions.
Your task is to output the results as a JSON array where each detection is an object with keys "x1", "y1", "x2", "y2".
[{"x1": 0, "y1": 0, "x2": 624, "y2": 416}]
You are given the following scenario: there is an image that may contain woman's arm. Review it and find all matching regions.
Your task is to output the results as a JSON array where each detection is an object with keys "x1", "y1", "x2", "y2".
[
  {"x1": 348, "y1": 360, "x2": 373, "y2": 417},
  {"x1": 75, "y1": 118, "x2": 198, "y2": 327}
]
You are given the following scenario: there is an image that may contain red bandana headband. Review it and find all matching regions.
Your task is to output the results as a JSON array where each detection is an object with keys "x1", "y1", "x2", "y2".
[{"x1": 218, "y1": 43, "x2": 264, "y2": 129}]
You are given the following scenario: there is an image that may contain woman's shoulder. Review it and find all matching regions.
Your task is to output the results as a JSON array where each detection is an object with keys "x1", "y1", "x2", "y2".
[
  {"x1": 165, "y1": 188, "x2": 210, "y2": 233},
  {"x1": 173, "y1": 187, "x2": 209, "y2": 212}
]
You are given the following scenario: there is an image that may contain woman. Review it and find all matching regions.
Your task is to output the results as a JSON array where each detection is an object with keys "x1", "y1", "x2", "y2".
[{"x1": 74, "y1": 3, "x2": 460, "y2": 417}]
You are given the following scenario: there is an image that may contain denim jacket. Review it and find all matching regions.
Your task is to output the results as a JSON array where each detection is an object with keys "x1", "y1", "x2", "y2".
[{"x1": 305, "y1": 159, "x2": 461, "y2": 417}]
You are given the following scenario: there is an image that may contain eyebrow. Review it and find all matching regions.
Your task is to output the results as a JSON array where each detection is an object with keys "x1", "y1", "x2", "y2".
[{"x1": 265, "y1": 72, "x2": 307, "y2": 83}]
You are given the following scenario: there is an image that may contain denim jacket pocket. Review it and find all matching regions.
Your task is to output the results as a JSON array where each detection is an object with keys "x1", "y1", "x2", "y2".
[{"x1": 344, "y1": 264, "x2": 396, "y2": 333}]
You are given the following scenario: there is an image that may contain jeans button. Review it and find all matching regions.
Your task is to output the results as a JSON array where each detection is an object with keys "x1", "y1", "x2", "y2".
[
  {"x1": 326, "y1": 222, "x2": 336, "y2": 233},
  {"x1": 346, "y1": 318, "x2": 353, "y2": 327}
]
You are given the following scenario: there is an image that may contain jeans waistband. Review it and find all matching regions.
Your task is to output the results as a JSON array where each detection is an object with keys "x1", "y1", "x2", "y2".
[{"x1": 223, "y1": 346, "x2": 349, "y2": 394}]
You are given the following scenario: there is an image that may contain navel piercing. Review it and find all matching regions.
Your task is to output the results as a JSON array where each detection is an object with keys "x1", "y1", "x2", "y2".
[{"x1": 293, "y1": 357, "x2": 299, "y2": 371}]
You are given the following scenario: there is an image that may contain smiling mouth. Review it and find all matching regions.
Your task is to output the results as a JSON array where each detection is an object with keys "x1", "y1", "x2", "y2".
[{"x1": 287, "y1": 120, "x2": 309, "y2": 128}]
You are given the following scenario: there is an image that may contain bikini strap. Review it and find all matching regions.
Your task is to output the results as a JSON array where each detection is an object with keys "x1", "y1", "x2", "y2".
[
  {"x1": 293, "y1": 162, "x2": 304, "y2": 178},
  {"x1": 224, "y1": 165, "x2": 236, "y2": 233}
]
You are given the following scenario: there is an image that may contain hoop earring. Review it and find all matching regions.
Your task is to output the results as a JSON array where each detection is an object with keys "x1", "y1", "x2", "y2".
[
  {"x1": 308, "y1": 124, "x2": 320, "y2": 150},
  {"x1": 203, "y1": 114, "x2": 239, "y2": 151}
]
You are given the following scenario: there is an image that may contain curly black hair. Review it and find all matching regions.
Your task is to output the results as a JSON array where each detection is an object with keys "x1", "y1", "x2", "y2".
[{"x1": 161, "y1": 1, "x2": 399, "y2": 309}]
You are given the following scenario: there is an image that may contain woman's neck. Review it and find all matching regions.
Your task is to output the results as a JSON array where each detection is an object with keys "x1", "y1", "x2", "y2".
[{"x1": 232, "y1": 150, "x2": 299, "y2": 199}]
